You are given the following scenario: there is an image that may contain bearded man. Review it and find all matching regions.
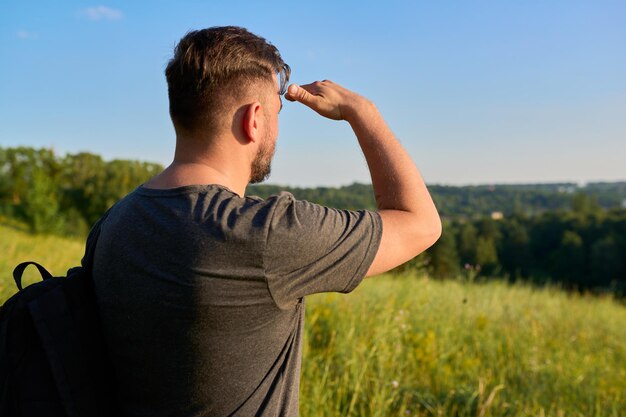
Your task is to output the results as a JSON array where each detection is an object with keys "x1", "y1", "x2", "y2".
[{"x1": 92, "y1": 26, "x2": 441, "y2": 416}]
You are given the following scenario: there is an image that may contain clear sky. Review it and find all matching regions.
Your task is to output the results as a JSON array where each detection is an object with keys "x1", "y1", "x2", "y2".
[{"x1": 1, "y1": 0, "x2": 625, "y2": 187}]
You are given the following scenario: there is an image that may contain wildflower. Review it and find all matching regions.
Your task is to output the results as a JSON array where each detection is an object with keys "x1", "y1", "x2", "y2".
[{"x1": 391, "y1": 380, "x2": 399, "y2": 389}]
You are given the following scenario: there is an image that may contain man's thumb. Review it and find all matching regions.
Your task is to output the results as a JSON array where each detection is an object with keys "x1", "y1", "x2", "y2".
[{"x1": 286, "y1": 84, "x2": 312, "y2": 104}]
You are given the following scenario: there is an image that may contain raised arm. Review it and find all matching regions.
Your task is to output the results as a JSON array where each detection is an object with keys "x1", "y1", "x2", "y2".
[{"x1": 285, "y1": 80, "x2": 441, "y2": 276}]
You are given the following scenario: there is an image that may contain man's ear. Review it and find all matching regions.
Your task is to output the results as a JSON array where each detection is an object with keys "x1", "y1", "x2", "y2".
[{"x1": 242, "y1": 101, "x2": 263, "y2": 143}]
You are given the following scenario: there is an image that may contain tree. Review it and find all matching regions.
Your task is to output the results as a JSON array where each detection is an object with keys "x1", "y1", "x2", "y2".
[
  {"x1": 498, "y1": 219, "x2": 532, "y2": 280},
  {"x1": 571, "y1": 192, "x2": 601, "y2": 215},
  {"x1": 60, "y1": 152, "x2": 107, "y2": 226},
  {"x1": 475, "y1": 237, "x2": 498, "y2": 275},
  {"x1": 590, "y1": 235, "x2": 623, "y2": 288},
  {"x1": 23, "y1": 167, "x2": 63, "y2": 233},
  {"x1": 427, "y1": 222, "x2": 460, "y2": 279},
  {"x1": 458, "y1": 222, "x2": 478, "y2": 266},
  {"x1": 548, "y1": 230, "x2": 585, "y2": 287}
]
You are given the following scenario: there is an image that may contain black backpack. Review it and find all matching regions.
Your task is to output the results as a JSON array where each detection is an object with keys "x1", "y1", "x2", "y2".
[{"x1": 0, "y1": 215, "x2": 118, "y2": 417}]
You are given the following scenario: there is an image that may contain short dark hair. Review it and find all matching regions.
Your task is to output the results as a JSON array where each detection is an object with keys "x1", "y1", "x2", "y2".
[{"x1": 165, "y1": 26, "x2": 290, "y2": 133}]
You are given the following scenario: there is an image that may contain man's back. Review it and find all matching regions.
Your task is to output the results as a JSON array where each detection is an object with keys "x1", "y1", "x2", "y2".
[{"x1": 92, "y1": 184, "x2": 382, "y2": 416}]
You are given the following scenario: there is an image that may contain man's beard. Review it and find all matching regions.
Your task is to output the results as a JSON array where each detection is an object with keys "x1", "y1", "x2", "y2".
[{"x1": 249, "y1": 134, "x2": 276, "y2": 184}]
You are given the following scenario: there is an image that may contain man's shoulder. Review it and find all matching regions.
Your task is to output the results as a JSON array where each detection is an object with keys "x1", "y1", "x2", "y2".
[
  {"x1": 245, "y1": 190, "x2": 294, "y2": 202},
  {"x1": 105, "y1": 186, "x2": 303, "y2": 234}
]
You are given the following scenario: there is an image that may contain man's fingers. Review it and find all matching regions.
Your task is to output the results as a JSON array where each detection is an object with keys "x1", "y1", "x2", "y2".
[
  {"x1": 284, "y1": 81, "x2": 341, "y2": 120},
  {"x1": 285, "y1": 83, "x2": 322, "y2": 110}
]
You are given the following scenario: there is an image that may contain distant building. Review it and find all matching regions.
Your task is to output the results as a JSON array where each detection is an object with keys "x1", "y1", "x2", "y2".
[
  {"x1": 557, "y1": 185, "x2": 577, "y2": 194},
  {"x1": 621, "y1": 199, "x2": 626, "y2": 209},
  {"x1": 491, "y1": 211, "x2": 504, "y2": 220}
]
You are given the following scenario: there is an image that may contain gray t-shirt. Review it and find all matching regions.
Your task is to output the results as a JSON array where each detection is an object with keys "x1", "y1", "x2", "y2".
[{"x1": 92, "y1": 184, "x2": 382, "y2": 417}]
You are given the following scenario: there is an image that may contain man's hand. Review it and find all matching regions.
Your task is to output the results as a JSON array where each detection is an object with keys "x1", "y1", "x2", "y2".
[{"x1": 285, "y1": 80, "x2": 370, "y2": 122}]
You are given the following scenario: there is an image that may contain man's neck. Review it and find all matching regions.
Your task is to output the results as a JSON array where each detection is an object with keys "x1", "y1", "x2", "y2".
[{"x1": 143, "y1": 158, "x2": 249, "y2": 197}]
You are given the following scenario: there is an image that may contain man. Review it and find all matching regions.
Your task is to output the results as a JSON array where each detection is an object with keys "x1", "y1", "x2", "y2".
[{"x1": 92, "y1": 26, "x2": 441, "y2": 416}]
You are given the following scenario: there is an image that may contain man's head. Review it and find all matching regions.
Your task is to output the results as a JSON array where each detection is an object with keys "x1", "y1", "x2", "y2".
[{"x1": 165, "y1": 26, "x2": 290, "y2": 138}]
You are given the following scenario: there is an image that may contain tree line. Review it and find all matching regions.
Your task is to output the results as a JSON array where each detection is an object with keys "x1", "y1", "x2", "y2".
[
  {"x1": 410, "y1": 205, "x2": 626, "y2": 296},
  {"x1": 250, "y1": 181, "x2": 626, "y2": 217},
  {"x1": 2, "y1": 146, "x2": 625, "y2": 295},
  {"x1": 0, "y1": 147, "x2": 162, "y2": 235}
]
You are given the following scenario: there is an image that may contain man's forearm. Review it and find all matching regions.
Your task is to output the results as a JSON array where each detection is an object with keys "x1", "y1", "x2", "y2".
[{"x1": 346, "y1": 100, "x2": 437, "y2": 219}]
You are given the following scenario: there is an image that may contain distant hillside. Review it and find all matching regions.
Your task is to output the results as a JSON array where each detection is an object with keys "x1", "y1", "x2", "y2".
[{"x1": 248, "y1": 181, "x2": 626, "y2": 218}]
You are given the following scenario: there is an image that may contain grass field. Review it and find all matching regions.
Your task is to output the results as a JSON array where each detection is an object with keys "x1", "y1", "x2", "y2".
[
  {"x1": 2, "y1": 223, "x2": 625, "y2": 416},
  {"x1": 0, "y1": 222, "x2": 86, "y2": 300}
]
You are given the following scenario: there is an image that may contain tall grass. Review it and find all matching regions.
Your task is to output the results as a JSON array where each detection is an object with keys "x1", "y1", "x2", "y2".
[
  {"x1": 302, "y1": 276, "x2": 625, "y2": 416},
  {"x1": 1, "y1": 223, "x2": 624, "y2": 416}
]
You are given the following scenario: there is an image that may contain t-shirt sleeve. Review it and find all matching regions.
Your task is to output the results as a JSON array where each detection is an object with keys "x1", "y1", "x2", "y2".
[{"x1": 263, "y1": 192, "x2": 383, "y2": 309}]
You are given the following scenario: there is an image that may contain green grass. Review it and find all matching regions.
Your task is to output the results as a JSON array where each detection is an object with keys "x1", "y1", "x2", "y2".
[
  {"x1": 303, "y1": 277, "x2": 625, "y2": 416},
  {"x1": 0, "y1": 222, "x2": 85, "y2": 300},
  {"x1": 2, "y1": 223, "x2": 625, "y2": 416}
]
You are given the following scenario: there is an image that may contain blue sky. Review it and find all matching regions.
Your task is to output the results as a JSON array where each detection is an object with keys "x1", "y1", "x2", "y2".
[{"x1": 1, "y1": 0, "x2": 625, "y2": 186}]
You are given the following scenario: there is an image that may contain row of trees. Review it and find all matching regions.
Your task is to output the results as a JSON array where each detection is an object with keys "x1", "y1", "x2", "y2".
[
  {"x1": 407, "y1": 203, "x2": 626, "y2": 295},
  {"x1": 249, "y1": 182, "x2": 626, "y2": 218},
  {"x1": 0, "y1": 147, "x2": 162, "y2": 235},
  {"x1": 430, "y1": 182, "x2": 626, "y2": 217},
  {"x1": 1, "y1": 146, "x2": 624, "y2": 294}
]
